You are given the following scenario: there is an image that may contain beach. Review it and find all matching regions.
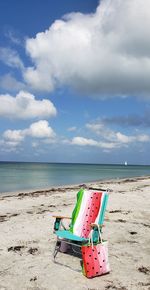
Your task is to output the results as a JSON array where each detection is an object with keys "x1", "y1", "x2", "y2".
[{"x1": 0, "y1": 176, "x2": 150, "y2": 290}]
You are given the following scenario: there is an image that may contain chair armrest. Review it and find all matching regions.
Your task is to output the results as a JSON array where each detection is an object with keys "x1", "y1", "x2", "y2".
[
  {"x1": 52, "y1": 215, "x2": 71, "y2": 219},
  {"x1": 90, "y1": 223, "x2": 103, "y2": 228},
  {"x1": 53, "y1": 216, "x2": 71, "y2": 231}
]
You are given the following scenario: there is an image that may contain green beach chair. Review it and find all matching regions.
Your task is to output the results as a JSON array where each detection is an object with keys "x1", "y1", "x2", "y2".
[{"x1": 53, "y1": 188, "x2": 109, "y2": 260}]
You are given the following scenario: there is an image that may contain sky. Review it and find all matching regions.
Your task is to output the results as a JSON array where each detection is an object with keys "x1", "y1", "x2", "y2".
[{"x1": 0, "y1": 0, "x2": 150, "y2": 165}]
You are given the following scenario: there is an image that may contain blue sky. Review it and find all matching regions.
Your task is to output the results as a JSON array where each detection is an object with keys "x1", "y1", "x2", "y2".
[{"x1": 0, "y1": 0, "x2": 150, "y2": 165}]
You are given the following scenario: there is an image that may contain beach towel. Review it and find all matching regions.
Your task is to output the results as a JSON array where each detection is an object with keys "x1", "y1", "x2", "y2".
[{"x1": 70, "y1": 189, "x2": 108, "y2": 238}]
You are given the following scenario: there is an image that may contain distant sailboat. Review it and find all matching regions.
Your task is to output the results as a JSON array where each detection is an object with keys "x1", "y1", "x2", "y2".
[{"x1": 124, "y1": 161, "x2": 128, "y2": 166}]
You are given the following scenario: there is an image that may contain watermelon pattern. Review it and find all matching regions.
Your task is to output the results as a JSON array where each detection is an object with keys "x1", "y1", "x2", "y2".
[
  {"x1": 81, "y1": 241, "x2": 110, "y2": 278},
  {"x1": 80, "y1": 191, "x2": 102, "y2": 238},
  {"x1": 70, "y1": 189, "x2": 107, "y2": 238}
]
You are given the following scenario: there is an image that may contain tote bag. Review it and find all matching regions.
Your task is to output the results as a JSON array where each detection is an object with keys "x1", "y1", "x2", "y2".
[{"x1": 81, "y1": 227, "x2": 110, "y2": 278}]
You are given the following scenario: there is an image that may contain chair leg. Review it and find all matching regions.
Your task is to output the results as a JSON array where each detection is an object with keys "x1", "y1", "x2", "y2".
[{"x1": 53, "y1": 239, "x2": 61, "y2": 261}]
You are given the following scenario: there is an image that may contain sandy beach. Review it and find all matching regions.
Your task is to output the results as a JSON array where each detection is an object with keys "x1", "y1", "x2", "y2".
[{"x1": 0, "y1": 176, "x2": 150, "y2": 290}]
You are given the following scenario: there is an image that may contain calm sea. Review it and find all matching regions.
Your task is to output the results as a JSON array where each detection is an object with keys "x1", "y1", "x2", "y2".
[{"x1": 0, "y1": 162, "x2": 150, "y2": 193}]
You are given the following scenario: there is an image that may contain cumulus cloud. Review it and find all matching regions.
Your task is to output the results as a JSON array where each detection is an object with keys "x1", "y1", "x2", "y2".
[
  {"x1": 3, "y1": 129, "x2": 25, "y2": 143},
  {"x1": 3, "y1": 129, "x2": 25, "y2": 148},
  {"x1": 24, "y1": 0, "x2": 150, "y2": 98},
  {"x1": 25, "y1": 120, "x2": 55, "y2": 138},
  {"x1": 2, "y1": 120, "x2": 56, "y2": 148},
  {"x1": 0, "y1": 139, "x2": 21, "y2": 152},
  {"x1": 0, "y1": 90, "x2": 57, "y2": 119}
]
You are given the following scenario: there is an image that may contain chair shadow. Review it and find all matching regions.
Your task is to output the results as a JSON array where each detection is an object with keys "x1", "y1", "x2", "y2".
[{"x1": 53, "y1": 245, "x2": 83, "y2": 273}]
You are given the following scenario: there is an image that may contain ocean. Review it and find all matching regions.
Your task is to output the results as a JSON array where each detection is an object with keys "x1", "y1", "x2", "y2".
[{"x1": 0, "y1": 162, "x2": 150, "y2": 193}]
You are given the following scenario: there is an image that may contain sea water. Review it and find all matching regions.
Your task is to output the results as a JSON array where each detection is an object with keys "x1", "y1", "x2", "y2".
[{"x1": 0, "y1": 162, "x2": 150, "y2": 193}]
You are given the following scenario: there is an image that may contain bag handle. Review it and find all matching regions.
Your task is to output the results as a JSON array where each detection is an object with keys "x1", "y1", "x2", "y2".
[
  {"x1": 97, "y1": 224, "x2": 102, "y2": 243},
  {"x1": 88, "y1": 229, "x2": 94, "y2": 248},
  {"x1": 89, "y1": 224, "x2": 103, "y2": 247}
]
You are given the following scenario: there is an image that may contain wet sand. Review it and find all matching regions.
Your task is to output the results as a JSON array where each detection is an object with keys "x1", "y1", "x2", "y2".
[{"x1": 0, "y1": 176, "x2": 150, "y2": 290}]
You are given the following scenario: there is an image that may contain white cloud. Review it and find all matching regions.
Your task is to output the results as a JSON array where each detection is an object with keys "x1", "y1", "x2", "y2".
[
  {"x1": 3, "y1": 129, "x2": 24, "y2": 143},
  {"x1": 86, "y1": 122, "x2": 117, "y2": 141},
  {"x1": 86, "y1": 121, "x2": 150, "y2": 144},
  {"x1": 0, "y1": 90, "x2": 57, "y2": 119},
  {"x1": 2, "y1": 120, "x2": 56, "y2": 148},
  {"x1": 72, "y1": 136, "x2": 118, "y2": 149},
  {"x1": 2, "y1": 130, "x2": 25, "y2": 149},
  {"x1": 70, "y1": 120, "x2": 150, "y2": 151},
  {"x1": 0, "y1": 73, "x2": 25, "y2": 92},
  {"x1": 26, "y1": 120, "x2": 55, "y2": 138},
  {"x1": 72, "y1": 137, "x2": 98, "y2": 146},
  {"x1": 116, "y1": 132, "x2": 150, "y2": 144},
  {"x1": 86, "y1": 123, "x2": 104, "y2": 134},
  {"x1": 0, "y1": 47, "x2": 24, "y2": 69},
  {"x1": 137, "y1": 134, "x2": 150, "y2": 142},
  {"x1": 0, "y1": 139, "x2": 21, "y2": 152},
  {"x1": 24, "y1": 0, "x2": 150, "y2": 98},
  {"x1": 116, "y1": 132, "x2": 132, "y2": 143}
]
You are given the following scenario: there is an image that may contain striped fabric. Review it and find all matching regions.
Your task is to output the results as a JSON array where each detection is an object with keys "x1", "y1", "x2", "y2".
[{"x1": 69, "y1": 189, "x2": 108, "y2": 238}]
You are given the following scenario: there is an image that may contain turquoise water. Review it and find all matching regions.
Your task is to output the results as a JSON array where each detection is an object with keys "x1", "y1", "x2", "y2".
[{"x1": 0, "y1": 162, "x2": 150, "y2": 193}]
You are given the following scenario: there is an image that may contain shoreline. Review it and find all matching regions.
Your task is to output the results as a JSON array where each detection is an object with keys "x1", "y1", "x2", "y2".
[
  {"x1": 0, "y1": 176, "x2": 150, "y2": 289},
  {"x1": 1, "y1": 174, "x2": 150, "y2": 197},
  {"x1": 1, "y1": 161, "x2": 150, "y2": 196}
]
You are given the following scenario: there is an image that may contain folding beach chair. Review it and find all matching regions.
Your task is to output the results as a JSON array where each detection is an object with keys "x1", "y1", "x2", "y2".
[{"x1": 53, "y1": 188, "x2": 109, "y2": 260}]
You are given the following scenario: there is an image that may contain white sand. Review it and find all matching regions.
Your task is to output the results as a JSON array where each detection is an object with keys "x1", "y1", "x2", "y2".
[{"x1": 0, "y1": 177, "x2": 150, "y2": 290}]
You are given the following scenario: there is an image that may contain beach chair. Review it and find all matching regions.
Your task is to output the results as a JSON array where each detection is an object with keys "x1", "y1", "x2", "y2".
[{"x1": 53, "y1": 188, "x2": 109, "y2": 260}]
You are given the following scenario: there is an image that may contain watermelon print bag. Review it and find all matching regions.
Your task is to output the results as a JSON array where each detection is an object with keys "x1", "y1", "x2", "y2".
[{"x1": 81, "y1": 227, "x2": 110, "y2": 278}]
